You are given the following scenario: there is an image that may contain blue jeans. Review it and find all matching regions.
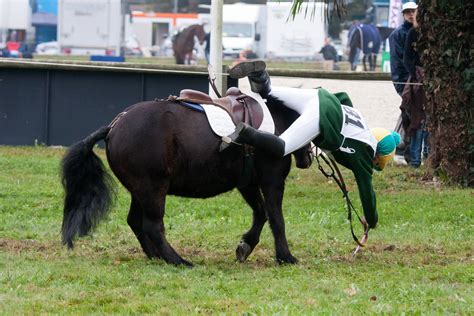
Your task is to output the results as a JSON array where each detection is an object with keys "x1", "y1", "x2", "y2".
[{"x1": 410, "y1": 129, "x2": 429, "y2": 167}]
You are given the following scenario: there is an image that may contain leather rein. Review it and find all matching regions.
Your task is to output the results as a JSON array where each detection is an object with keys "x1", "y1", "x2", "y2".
[{"x1": 314, "y1": 151, "x2": 369, "y2": 257}]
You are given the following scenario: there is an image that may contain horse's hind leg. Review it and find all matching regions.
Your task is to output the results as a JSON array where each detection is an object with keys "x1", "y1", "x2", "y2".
[
  {"x1": 371, "y1": 54, "x2": 377, "y2": 71},
  {"x1": 236, "y1": 186, "x2": 267, "y2": 262},
  {"x1": 127, "y1": 197, "x2": 160, "y2": 259},
  {"x1": 140, "y1": 185, "x2": 192, "y2": 266}
]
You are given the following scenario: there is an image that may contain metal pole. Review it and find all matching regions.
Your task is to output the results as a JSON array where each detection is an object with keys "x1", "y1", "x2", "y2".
[{"x1": 209, "y1": 0, "x2": 223, "y2": 97}]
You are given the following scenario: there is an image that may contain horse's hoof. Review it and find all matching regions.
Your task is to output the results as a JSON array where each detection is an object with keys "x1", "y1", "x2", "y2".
[
  {"x1": 236, "y1": 241, "x2": 252, "y2": 262},
  {"x1": 174, "y1": 259, "x2": 194, "y2": 267},
  {"x1": 276, "y1": 254, "x2": 298, "y2": 265}
]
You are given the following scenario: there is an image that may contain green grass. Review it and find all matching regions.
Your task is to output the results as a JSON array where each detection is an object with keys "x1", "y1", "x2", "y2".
[{"x1": 0, "y1": 146, "x2": 472, "y2": 314}]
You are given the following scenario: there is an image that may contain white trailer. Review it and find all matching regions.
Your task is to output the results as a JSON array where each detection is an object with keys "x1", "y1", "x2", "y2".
[
  {"x1": 0, "y1": 0, "x2": 31, "y2": 45},
  {"x1": 222, "y1": 2, "x2": 327, "y2": 60},
  {"x1": 57, "y1": 0, "x2": 122, "y2": 56},
  {"x1": 265, "y1": 1, "x2": 327, "y2": 59}
]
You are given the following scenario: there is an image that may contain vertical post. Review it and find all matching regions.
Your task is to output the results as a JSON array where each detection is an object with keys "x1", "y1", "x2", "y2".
[
  {"x1": 209, "y1": 0, "x2": 223, "y2": 97},
  {"x1": 119, "y1": 0, "x2": 124, "y2": 56}
]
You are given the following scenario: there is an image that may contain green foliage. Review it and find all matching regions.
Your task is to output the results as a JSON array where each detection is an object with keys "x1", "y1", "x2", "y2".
[
  {"x1": 0, "y1": 147, "x2": 472, "y2": 314},
  {"x1": 417, "y1": 0, "x2": 474, "y2": 186}
]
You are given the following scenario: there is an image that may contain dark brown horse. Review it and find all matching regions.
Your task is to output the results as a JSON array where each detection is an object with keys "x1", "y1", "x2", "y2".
[
  {"x1": 61, "y1": 92, "x2": 311, "y2": 266},
  {"x1": 172, "y1": 24, "x2": 206, "y2": 65}
]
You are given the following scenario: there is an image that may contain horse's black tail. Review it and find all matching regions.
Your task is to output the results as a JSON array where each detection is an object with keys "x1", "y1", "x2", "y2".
[{"x1": 61, "y1": 126, "x2": 115, "y2": 249}]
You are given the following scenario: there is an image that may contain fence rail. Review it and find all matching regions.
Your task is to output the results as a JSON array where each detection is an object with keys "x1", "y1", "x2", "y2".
[{"x1": 0, "y1": 59, "x2": 390, "y2": 146}]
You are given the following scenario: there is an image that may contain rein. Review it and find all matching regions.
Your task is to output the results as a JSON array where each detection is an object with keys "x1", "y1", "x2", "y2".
[
  {"x1": 207, "y1": 64, "x2": 222, "y2": 98},
  {"x1": 314, "y1": 150, "x2": 369, "y2": 256}
]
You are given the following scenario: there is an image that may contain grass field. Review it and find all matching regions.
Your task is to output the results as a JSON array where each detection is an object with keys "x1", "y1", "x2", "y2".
[{"x1": 0, "y1": 146, "x2": 472, "y2": 314}]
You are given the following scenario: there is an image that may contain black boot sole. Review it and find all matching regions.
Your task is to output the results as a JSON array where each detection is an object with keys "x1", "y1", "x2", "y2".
[{"x1": 229, "y1": 60, "x2": 266, "y2": 79}]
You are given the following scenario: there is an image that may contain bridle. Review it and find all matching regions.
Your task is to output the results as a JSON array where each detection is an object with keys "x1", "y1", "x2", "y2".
[{"x1": 314, "y1": 150, "x2": 369, "y2": 257}]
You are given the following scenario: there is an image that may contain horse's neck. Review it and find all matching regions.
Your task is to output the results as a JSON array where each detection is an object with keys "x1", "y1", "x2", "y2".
[{"x1": 266, "y1": 97, "x2": 298, "y2": 136}]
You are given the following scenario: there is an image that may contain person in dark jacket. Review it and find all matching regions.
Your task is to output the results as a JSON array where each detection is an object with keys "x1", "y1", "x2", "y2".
[
  {"x1": 388, "y1": 1, "x2": 417, "y2": 95},
  {"x1": 401, "y1": 9, "x2": 429, "y2": 167},
  {"x1": 319, "y1": 37, "x2": 339, "y2": 70},
  {"x1": 221, "y1": 60, "x2": 401, "y2": 229},
  {"x1": 389, "y1": 1, "x2": 417, "y2": 163},
  {"x1": 204, "y1": 32, "x2": 210, "y2": 64}
]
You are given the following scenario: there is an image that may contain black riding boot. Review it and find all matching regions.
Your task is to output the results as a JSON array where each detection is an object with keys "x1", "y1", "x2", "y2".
[
  {"x1": 220, "y1": 122, "x2": 285, "y2": 157},
  {"x1": 229, "y1": 61, "x2": 272, "y2": 98}
]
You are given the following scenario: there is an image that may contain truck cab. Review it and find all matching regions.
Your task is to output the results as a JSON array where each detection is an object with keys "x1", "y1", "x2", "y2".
[{"x1": 222, "y1": 3, "x2": 266, "y2": 59}]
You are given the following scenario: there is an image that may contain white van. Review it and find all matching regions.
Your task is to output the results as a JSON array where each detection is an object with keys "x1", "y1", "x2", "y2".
[{"x1": 222, "y1": 3, "x2": 266, "y2": 58}]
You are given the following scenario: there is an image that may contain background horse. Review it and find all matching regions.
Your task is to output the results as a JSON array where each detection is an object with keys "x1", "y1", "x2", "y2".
[
  {"x1": 172, "y1": 24, "x2": 206, "y2": 65},
  {"x1": 348, "y1": 23, "x2": 382, "y2": 71},
  {"x1": 61, "y1": 91, "x2": 311, "y2": 266}
]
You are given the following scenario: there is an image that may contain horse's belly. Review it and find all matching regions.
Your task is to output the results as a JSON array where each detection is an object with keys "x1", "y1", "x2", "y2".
[{"x1": 167, "y1": 156, "x2": 243, "y2": 198}]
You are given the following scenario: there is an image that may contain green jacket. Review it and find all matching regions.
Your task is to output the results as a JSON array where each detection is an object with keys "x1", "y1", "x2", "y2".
[{"x1": 313, "y1": 88, "x2": 378, "y2": 228}]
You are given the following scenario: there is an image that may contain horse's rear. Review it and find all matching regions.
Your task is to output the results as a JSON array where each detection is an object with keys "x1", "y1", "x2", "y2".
[
  {"x1": 172, "y1": 24, "x2": 205, "y2": 65},
  {"x1": 349, "y1": 24, "x2": 382, "y2": 71}
]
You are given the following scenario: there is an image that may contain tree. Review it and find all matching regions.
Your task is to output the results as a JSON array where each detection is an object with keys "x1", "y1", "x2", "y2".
[
  {"x1": 290, "y1": 0, "x2": 473, "y2": 187},
  {"x1": 417, "y1": 0, "x2": 473, "y2": 187}
]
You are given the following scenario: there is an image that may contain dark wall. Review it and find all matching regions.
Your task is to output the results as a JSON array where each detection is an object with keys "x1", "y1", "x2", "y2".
[{"x1": 0, "y1": 62, "x2": 236, "y2": 146}]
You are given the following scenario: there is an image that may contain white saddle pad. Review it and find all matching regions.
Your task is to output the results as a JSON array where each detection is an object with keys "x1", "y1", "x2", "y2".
[{"x1": 201, "y1": 90, "x2": 275, "y2": 136}]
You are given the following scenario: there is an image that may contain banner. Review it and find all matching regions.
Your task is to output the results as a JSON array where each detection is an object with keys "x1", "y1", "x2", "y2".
[{"x1": 388, "y1": 0, "x2": 402, "y2": 28}]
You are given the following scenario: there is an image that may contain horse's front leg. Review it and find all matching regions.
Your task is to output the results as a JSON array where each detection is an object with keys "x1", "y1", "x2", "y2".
[
  {"x1": 260, "y1": 176, "x2": 298, "y2": 264},
  {"x1": 363, "y1": 55, "x2": 368, "y2": 71},
  {"x1": 236, "y1": 186, "x2": 267, "y2": 262}
]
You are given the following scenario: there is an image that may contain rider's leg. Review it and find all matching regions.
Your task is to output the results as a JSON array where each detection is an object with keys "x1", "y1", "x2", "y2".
[
  {"x1": 220, "y1": 123, "x2": 285, "y2": 157},
  {"x1": 220, "y1": 86, "x2": 321, "y2": 156},
  {"x1": 229, "y1": 61, "x2": 271, "y2": 97},
  {"x1": 267, "y1": 87, "x2": 321, "y2": 155}
]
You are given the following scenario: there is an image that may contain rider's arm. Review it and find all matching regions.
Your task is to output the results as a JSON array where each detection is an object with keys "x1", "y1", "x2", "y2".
[
  {"x1": 333, "y1": 140, "x2": 378, "y2": 228},
  {"x1": 351, "y1": 159, "x2": 378, "y2": 228}
]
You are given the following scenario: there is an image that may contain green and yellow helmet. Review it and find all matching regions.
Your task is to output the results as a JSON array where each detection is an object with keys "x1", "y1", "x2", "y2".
[{"x1": 371, "y1": 127, "x2": 401, "y2": 171}]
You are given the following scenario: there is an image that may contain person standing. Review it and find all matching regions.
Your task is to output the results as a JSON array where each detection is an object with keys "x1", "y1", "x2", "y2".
[
  {"x1": 319, "y1": 37, "x2": 340, "y2": 70},
  {"x1": 389, "y1": 1, "x2": 417, "y2": 95},
  {"x1": 401, "y1": 9, "x2": 429, "y2": 168},
  {"x1": 204, "y1": 32, "x2": 211, "y2": 64},
  {"x1": 388, "y1": 1, "x2": 418, "y2": 163}
]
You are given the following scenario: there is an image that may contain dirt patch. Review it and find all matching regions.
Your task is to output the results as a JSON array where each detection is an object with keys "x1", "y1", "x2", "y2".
[
  {"x1": 0, "y1": 238, "x2": 53, "y2": 253},
  {"x1": 327, "y1": 242, "x2": 472, "y2": 266}
]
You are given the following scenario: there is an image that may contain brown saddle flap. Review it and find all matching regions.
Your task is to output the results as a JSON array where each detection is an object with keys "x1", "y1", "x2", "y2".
[{"x1": 178, "y1": 88, "x2": 264, "y2": 128}]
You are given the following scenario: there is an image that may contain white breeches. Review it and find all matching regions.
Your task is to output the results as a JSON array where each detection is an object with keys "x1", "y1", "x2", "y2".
[{"x1": 268, "y1": 87, "x2": 321, "y2": 156}]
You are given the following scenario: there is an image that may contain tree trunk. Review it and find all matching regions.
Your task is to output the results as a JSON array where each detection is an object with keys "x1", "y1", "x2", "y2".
[{"x1": 417, "y1": 0, "x2": 473, "y2": 186}]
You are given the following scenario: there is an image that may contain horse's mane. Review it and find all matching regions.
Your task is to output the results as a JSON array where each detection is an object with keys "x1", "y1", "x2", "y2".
[{"x1": 266, "y1": 95, "x2": 301, "y2": 136}]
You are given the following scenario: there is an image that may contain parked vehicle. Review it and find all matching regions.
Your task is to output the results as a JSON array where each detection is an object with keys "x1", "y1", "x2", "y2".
[
  {"x1": 57, "y1": 0, "x2": 122, "y2": 56},
  {"x1": 222, "y1": 3, "x2": 266, "y2": 58},
  {"x1": 222, "y1": 2, "x2": 327, "y2": 60},
  {"x1": 35, "y1": 41, "x2": 60, "y2": 55},
  {"x1": 265, "y1": 2, "x2": 327, "y2": 59}
]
